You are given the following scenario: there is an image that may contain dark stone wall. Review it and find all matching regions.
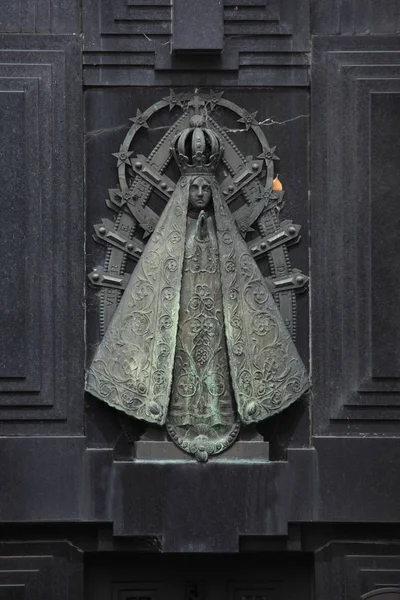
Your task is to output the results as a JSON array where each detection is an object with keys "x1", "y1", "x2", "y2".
[{"x1": 0, "y1": 0, "x2": 400, "y2": 598}]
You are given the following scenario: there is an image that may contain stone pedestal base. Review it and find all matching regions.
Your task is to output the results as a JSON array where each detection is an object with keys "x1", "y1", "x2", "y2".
[
  {"x1": 134, "y1": 439, "x2": 269, "y2": 461},
  {"x1": 134, "y1": 424, "x2": 269, "y2": 461}
]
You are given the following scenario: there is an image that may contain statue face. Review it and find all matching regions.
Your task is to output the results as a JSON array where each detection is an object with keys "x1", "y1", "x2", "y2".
[{"x1": 189, "y1": 176, "x2": 212, "y2": 209}]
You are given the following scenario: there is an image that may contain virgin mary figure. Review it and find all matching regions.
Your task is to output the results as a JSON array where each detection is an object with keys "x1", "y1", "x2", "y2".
[{"x1": 86, "y1": 119, "x2": 310, "y2": 461}]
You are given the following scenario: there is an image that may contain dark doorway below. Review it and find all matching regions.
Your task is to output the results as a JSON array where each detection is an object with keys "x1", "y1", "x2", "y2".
[{"x1": 85, "y1": 552, "x2": 312, "y2": 600}]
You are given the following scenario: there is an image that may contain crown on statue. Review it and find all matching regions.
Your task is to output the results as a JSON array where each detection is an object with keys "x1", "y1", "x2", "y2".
[{"x1": 171, "y1": 115, "x2": 224, "y2": 175}]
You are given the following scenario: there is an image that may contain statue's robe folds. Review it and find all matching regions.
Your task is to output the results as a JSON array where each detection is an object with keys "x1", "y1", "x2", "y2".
[
  {"x1": 167, "y1": 207, "x2": 240, "y2": 456},
  {"x1": 86, "y1": 176, "x2": 310, "y2": 455}
]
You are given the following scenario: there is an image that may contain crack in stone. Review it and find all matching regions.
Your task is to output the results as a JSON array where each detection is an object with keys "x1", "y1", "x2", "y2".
[
  {"x1": 85, "y1": 124, "x2": 129, "y2": 142},
  {"x1": 142, "y1": 32, "x2": 170, "y2": 46},
  {"x1": 222, "y1": 114, "x2": 309, "y2": 133},
  {"x1": 85, "y1": 115, "x2": 309, "y2": 146},
  {"x1": 64, "y1": 539, "x2": 84, "y2": 554}
]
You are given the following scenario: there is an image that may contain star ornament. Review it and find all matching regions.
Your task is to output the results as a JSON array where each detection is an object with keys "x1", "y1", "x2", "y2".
[
  {"x1": 206, "y1": 90, "x2": 224, "y2": 111},
  {"x1": 112, "y1": 147, "x2": 133, "y2": 167},
  {"x1": 257, "y1": 145, "x2": 280, "y2": 163},
  {"x1": 162, "y1": 89, "x2": 185, "y2": 111},
  {"x1": 129, "y1": 108, "x2": 150, "y2": 129},
  {"x1": 237, "y1": 110, "x2": 258, "y2": 130},
  {"x1": 115, "y1": 188, "x2": 134, "y2": 205}
]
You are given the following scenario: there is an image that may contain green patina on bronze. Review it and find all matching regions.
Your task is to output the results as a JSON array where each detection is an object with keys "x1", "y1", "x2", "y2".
[{"x1": 86, "y1": 94, "x2": 311, "y2": 461}]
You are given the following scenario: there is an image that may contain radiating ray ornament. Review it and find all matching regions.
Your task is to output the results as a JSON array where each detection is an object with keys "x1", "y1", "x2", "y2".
[{"x1": 86, "y1": 91, "x2": 311, "y2": 461}]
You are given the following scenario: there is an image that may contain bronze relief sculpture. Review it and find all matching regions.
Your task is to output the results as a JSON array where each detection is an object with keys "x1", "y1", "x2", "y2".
[{"x1": 86, "y1": 92, "x2": 311, "y2": 461}]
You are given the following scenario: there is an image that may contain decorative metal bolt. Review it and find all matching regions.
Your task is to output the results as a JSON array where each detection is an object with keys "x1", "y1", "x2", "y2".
[
  {"x1": 99, "y1": 227, "x2": 106, "y2": 235},
  {"x1": 228, "y1": 184, "x2": 234, "y2": 192},
  {"x1": 92, "y1": 272, "x2": 100, "y2": 282},
  {"x1": 135, "y1": 161, "x2": 142, "y2": 169},
  {"x1": 160, "y1": 182, "x2": 167, "y2": 190},
  {"x1": 252, "y1": 162, "x2": 258, "y2": 171},
  {"x1": 296, "y1": 275, "x2": 304, "y2": 285},
  {"x1": 247, "y1": 401, "x2": 257, "y2": 415},
  {"x1": 288, "y1": 226, "x2": 296, "y2": 235},
  {"x1": 260, "y1": 242, "x2": 267, "y2": 250},
  {"x1": 251, "y1": 246, "x2": 258, "y2": 253},
  {"x1": 127, "y1": 243, "x2": 134, "y2": 251},
  {"x1": 149, "y1": 401, "x2": 160, "y2": 415}
]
